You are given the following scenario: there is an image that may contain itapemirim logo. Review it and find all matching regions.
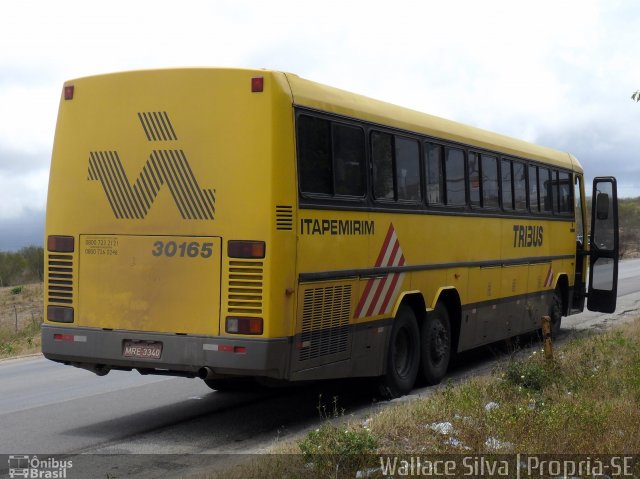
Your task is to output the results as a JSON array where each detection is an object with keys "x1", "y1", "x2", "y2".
[{"x1": 87, "y1": 113, "x2": 216, "y2": 220}]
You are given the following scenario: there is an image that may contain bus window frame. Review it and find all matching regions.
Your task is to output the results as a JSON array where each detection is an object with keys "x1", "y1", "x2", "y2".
[
  {"x1": 500, "y1": 158, "x2": 514, "y2": 211},
  {"x1": 295, "y1": 112, "x2": 368, "y2": 204},
  {"x1": 294, "y1": 107, "x2": 577, "y2": 222},
  {"x1": 480, "y1": 153, "x2": 500, "y2": 211}
]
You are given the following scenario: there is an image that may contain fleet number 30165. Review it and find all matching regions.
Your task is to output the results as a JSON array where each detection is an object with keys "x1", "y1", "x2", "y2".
[{"x1": 151, "y1": 241, "x2": 214, "y2": 258}]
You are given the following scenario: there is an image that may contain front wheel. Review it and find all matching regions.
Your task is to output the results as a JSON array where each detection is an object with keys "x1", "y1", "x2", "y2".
[
  {"x1": 378, "y1": 305, "x2": 420, "y2": 399},
  {"x1": 421, "y1": 302, "x2": 451, "y2": 385}
]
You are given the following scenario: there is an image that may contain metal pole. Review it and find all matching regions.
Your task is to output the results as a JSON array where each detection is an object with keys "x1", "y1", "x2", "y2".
[{"x1": 541, "y1": 315, "x2": 553, "y2": 361}]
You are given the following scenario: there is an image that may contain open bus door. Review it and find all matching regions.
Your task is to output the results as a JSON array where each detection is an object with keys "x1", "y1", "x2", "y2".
[{"x1": 587, "y1": 177, "x2": 619, "y2": 313}]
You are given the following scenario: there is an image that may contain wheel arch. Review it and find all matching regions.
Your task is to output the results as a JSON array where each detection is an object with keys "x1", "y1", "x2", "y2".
[{"x1": 391, "y1": 290, "x2": 426, "y2": 323}]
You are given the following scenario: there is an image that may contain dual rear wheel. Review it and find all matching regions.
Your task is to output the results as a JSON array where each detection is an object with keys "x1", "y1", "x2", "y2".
[{"x1": 379, "y1": 302, "x2": 451, "y2": 398}]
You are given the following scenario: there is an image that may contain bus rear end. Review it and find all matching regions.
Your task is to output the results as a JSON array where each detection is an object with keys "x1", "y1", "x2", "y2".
[{"x1": 42, "y1": 69, "x2": 297, "y2": 382}]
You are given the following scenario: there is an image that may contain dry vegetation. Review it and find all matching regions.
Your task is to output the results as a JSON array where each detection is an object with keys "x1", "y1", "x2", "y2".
[
  {"x1": 213, "y1": 319, "x2": 640, "y2": 478},
  {"x1": 0, "y1": 283, "x2": 43, "y2": 358}
]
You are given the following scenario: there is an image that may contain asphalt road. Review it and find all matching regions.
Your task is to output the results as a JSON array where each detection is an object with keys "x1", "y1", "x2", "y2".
[{"x1": 2, "y1": 258, "x2": 640, "y2": 478}]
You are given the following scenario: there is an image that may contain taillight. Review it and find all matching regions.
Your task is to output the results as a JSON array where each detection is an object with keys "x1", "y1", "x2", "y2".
[
  {"x1": 226, "y1": 317, "x2": 263, "y2": 335},
  {"x1": 48, "y1": 235, "x2": 74, "y2": 252},
  {"x1": 53, "y1": 334, "x2": 74, "y2": 342},
  {"x1": 48, "y1": 306, "x2": 74, "y2": 323},
  {"x1": 228, "y1": 240, "x2": 265, "y2": 259},
  {"x1": 251, "y1": 76, "x2": 264, "y2": 93},
  {"x1": 64, "y1": 85, "x2": 74, "y2": 100}
]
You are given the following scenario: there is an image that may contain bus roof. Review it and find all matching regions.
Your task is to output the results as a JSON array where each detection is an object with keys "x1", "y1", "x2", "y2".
[{"x1": 284, "y1": 72, "x2": 582, "y2": 173}]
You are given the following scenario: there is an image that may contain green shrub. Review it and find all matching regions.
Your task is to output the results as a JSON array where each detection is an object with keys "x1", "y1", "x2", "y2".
[{"x1": 299, "y1": 423, "x2": 377, "y2": 476}]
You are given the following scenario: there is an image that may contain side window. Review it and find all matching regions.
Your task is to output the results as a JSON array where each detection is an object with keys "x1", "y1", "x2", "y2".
[
  {"x1": 395, "y1": 137, "x2": 421, "y2": 201},
  {"x1": 372, "y1": 131, "x2": 394, "y2": 200},
  {"x1": 333, "y1": 123, "x2": 365, "y2": 196},
  {"x1": 468, "y1": 152, "x2": 480, "y2": 206},
  {"x1": 425, "y1": 143, "x2": 444, "y2": 205},
  {"x1": 298, "y1": 115, "x2": 332, "y2": 195},
  {"x1": 540, "y1": 167, "x2": 553, "y2": 213},
  {"x1": 558, "y1": 171, "x2": 572, "y2": 214},
  {"x1": 529, "y1": 165, "x2": 540, "y2": 212},
  {"x1": 482, "y1": 155, "x2": 499, "y2": 208},
  {"x1": 501, "y1": 159, "x2": 513, "y2": 210},
  {"x1": 550, "y1": 169, "x2": 559, "y2": 213},
  {"x1": 297, "y1": 114, "x2": 365, "y2": 198},
  {"x1": 513, "y1": 161, "x2": 527, "y2": 210},
  {"x1": 445, "y1": 147, "x2": 466, "y2": 206}
]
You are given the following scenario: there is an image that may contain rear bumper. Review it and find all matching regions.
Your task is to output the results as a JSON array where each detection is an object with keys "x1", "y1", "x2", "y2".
[{"x1": 41, "y1": 324, "x2": 291, "y2": 379}]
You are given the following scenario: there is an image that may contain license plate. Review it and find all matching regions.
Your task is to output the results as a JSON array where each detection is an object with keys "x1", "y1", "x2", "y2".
[{"x1": 123, "y1": 340, "x2": 163, "y2": 359}]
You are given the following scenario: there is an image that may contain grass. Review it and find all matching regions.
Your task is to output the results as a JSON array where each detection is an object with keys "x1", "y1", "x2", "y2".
[
  {"x1": 0, "y1": 282, "x2": 43, "y2": 359},
  {"x1": 209, "y1": 318, "x2": 640, "y2": 478},
  {"x1": 372, "y1": 323, "x2": 640, "y2": 455}
]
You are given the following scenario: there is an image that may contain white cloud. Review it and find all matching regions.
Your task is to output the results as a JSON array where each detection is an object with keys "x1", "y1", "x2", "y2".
[
  {"x1": 0, "y1": 167, "x2": 48, "y2": 219},
  {"x1": 1, "y1": 0, "x2": 640, "y2": 235}
]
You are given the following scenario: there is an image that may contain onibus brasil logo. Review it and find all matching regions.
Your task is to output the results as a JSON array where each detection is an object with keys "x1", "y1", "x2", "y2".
[
  {"x1": 87, "y1": 112, "x2": 216, "y2": 220},
  {"x1": 8, "y1": 455, "x2": 72, "y2": 478}
]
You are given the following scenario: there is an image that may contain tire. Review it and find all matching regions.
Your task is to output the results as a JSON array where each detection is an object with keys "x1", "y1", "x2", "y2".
[
  {"x1": 549, "y1": 288, "x2": 563, "y2": 339},
  {"x1": 203, "y1": 378, "x2": 257, "y2": 392},
  {"x1": 421, "y1": 302, "x2": 451, "y2": 385},
  {"x1": 378, "y1": 305, "x2": 420, "y2": 399}
]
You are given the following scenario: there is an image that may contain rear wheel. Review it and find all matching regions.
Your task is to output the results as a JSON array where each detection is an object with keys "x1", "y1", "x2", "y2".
[
  {"x1": 378, "y1": 305, "x2": 420, "y2": 398},
  {"x1": 421, "y1": 302, "x2": 451, "y2": 385}
]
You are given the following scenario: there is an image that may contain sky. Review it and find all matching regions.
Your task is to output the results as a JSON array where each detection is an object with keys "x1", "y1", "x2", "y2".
[{"x1": 1, "y1": 0, "x2": 639, "y2": 250}]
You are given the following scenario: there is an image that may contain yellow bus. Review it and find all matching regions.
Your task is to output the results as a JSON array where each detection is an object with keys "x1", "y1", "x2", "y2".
[{"x1": 42, "y1": 68, "x2": 619, "y2": 397}]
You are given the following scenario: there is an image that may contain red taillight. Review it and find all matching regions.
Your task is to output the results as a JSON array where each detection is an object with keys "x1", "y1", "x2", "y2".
[
  {"x1": 251, "y1": 76, "x2": 264, "y2": 93},
  {"x1": 48, "y1": 235, "x2": 74, "y2": 252},
  {"x1": 64, "y1": 85, "x2": 74, "y2": 100},
  {"x1": 53, "y1": 333, "x2": 75, "y2": 342},
  {"x1": 228, "y1": 240, "x2": 265, "y2": 259},
  {"x1": 226, "y1": 316, "x2": 263, "y2": 335}
]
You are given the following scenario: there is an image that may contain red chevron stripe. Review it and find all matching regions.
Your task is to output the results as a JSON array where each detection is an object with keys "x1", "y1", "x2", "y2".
[
  {"x1": 365, "y1": 240, "x2": 401, "y2": 317},
  {"x1": 379, "y1": 257, "x2": 406, "y2": 314},
  {"x1": 354, "y1": 224, "x2": 397, "y2": 318}
]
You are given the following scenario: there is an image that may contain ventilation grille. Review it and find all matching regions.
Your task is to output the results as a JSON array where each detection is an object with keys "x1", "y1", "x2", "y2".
[
  {"x1": 47, "y1": 254, "x2": 74, "y2": 305},
  {"x1": 298, "y1": 285, "x2": 352, "y2": 361},
  {"x1": 276, "y1": 205, "x2": 293, "y2": 231},
  {"x1": 227, "y1": 261, "x2": 263, "y2": 314},
  {"x1": 138, "y1": 112, "x2": 178, "y2": 141}
]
